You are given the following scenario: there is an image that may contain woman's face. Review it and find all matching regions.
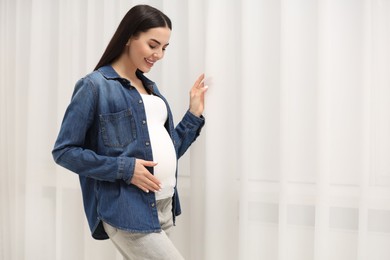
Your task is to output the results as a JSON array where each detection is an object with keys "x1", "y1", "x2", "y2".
[{"x1": 128, "y1": 26, "x2": 171, "y2": 73}]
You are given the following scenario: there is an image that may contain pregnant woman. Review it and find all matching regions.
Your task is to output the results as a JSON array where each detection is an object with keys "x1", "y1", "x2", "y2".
[{"x1": 52, "y1": 5, "x2": 208, "y2": 259}]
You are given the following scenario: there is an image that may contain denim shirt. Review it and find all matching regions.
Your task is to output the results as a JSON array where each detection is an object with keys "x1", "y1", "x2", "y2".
[{"x1": 52, "y1": 65, "x2": 205, "y2": 240}]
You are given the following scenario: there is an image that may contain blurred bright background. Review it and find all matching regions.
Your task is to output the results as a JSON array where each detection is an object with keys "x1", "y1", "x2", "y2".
[{"x1": 1, "y1": 0, "x2": 390, "y2": 259}]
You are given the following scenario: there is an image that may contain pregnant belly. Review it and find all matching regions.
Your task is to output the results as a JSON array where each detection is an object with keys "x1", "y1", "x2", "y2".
[{"x1": 149, "y1": 126, "x2": 177, "y2": 199}]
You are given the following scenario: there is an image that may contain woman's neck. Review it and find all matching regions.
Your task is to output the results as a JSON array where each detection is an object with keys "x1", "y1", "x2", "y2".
[{"x1": 111, "y1": 57, "x2": 137, "y2": 82}]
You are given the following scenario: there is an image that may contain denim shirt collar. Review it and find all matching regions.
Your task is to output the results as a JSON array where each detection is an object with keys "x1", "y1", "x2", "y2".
[
  {"x1": 97, "y1": 65, "x2": 156, "y2": 93},
  {"x1": 97, "y1": 65, "x2": 121, "y2": 80}
]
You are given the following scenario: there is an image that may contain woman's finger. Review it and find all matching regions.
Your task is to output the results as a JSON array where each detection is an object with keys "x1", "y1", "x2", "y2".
[
  {"x1": 193, "y1": 74, "x2": 205, "y2": 88},
  {"x1": 143, "y1": 174, "x2": 162, "y2": 192}
]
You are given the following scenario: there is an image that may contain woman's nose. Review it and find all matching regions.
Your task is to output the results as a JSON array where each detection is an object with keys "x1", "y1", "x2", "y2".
[{"x1": 153, "y1": 49, "x2": 164, "y2": 59}]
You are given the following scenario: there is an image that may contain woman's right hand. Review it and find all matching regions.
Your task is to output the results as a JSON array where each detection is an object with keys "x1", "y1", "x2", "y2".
[
  {"x1": 189, "y1": 73, "x2": 208, "y2": 117},
  {"x1": 130, "y1": 159, "x2": 162, "y2": 193}
]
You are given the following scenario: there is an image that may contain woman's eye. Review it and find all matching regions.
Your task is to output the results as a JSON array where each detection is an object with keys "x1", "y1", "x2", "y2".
[{"x1": 149, "y1": 45, "x2": 157, "y2": 49}]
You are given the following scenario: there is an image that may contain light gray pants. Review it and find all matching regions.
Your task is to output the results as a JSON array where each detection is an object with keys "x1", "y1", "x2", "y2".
[{"x1": 103, "y1": 198, "x2": 185, "y2": 260}]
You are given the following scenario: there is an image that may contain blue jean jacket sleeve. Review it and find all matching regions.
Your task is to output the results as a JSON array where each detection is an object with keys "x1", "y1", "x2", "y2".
[
  {"x1": 174, "y1": 111, "x2": 205, "y2": 158},
  {"x1": 52, "y1": 78, "x2": 134, "y2": 183}
]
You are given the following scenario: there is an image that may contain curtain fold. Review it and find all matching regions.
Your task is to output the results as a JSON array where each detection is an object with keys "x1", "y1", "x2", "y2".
[{"x1": 1, "y1": 0, "x2": 390, "y2": 259}]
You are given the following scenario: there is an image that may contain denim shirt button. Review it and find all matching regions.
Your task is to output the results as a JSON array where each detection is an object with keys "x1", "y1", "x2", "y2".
[
  {"x1": 138, "y1": 99, "x2": 143, "y2": 104},
  {"x1": 142, "y1": 120, "x2": 146, "y2": 125},
  {"x1": 151, "y1": 203, "x2": 155, "y2": 207},
  {"x1": 145, "y1": 141, "x2": 150, "y2": 146}
]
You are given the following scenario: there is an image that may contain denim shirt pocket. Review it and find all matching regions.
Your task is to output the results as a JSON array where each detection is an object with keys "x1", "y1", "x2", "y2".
[{"x1": 99, "y1": 108, "x2": 136, "y2": 147}]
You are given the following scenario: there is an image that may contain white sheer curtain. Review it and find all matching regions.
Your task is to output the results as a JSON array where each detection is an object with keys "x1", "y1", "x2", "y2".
[{"x1": 1, "y1": 0, "x2": 390, "y2": 259}]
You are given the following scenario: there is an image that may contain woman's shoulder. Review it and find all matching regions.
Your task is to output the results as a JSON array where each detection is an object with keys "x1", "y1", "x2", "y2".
[
  {"x1": 71, "y1": 70, "x2": 110, "y2": 99},
  {"x1": 81, "y1": 69, "x2": 106, "y2": 84},
  {"x1": 76, "y1": 68, "x2": 116, "y2": 89}
]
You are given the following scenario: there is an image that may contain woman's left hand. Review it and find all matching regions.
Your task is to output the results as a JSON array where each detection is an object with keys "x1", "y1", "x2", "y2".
[{"x1": 189, "y1": 74, "x2": 208, "y2": 117}]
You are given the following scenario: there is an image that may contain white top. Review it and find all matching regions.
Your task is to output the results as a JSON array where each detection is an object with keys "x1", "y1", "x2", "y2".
[{"x1": 141, "y1": 93, "x2": 177, "y2": 200}]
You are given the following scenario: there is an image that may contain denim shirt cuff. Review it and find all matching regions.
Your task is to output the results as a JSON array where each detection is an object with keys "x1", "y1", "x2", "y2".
[
  {"x1": 185, "y1": 110, "x2": 205, "y2": 127},
  {"x1": 117, "y1": 156, "x2": 135, "y2": 184}
]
